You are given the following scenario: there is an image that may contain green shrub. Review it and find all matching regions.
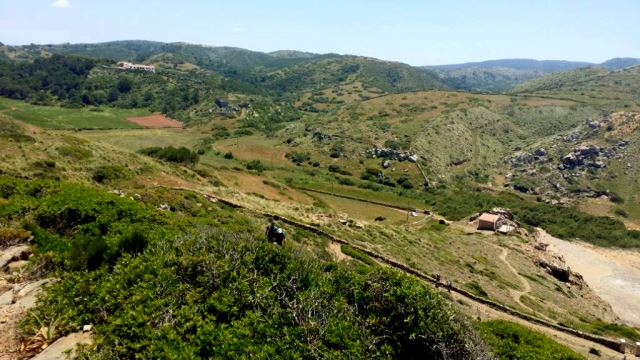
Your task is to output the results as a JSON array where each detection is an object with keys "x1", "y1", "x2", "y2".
[
  {"x1": 285, "y1": 151, "x2": 310, "y2": 165},
  {"x1": 464, "y1": 280, "x2": 488, "y2": 298},
  {"x1": 92, "y1": 165, "x2": 130, "y2": 184},
  {"x1": 223, "y1": 151, "x2": 234, "y2": 159},
  {"x1": 139, "y1": 146, "x2": 199, "y2": 165},
  {"x1": 328, "y1": 164, "x2": 352, "y2": 176},
  {"x1": 341, "y1": 245, "x2": 377, "y2": 266},
  {"x1": 477, "y1": 320, "x2": 584, "y2": 360},
  {"x1": 246, "y1": 160, "x2": 266, "y2": 172},
  {"x1": 25, "y1": 227, "x2": 486, "y2": 359}
]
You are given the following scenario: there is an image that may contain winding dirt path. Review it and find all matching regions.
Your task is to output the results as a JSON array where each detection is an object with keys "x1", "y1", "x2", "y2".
[{"x1": 494, "y1": 246, "x2": 547, "y2": 320}]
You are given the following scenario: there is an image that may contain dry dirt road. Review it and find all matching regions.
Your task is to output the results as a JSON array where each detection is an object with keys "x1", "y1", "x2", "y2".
[{"x1": 537, "y1": 229, "x2": 640, "y2": 327}]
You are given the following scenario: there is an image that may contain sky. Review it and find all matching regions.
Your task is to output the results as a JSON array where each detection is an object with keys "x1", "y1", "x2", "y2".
[{"x1": 0, "y1": 0, "x2": 638, "y2": 65}]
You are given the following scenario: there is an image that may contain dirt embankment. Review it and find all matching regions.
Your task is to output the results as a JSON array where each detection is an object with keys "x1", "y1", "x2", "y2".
[{"x1": 537, "y1": 229, "x2": 640, "y2": 327}]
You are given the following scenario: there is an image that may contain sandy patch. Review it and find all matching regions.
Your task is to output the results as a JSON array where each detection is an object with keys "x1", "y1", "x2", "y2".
[
  {"x1": 537, "y1": 229, "x2": 640, "y2": 327},
  {"x1": 127, "y1": 112, "x2": 182, "y2": 128},
  {"x1": 327, "y1": 242, "x2": 349, "y2": 262}
]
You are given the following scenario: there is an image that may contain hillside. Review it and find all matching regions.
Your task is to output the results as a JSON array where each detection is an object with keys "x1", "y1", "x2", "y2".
[
  {"x1": 2, "y1": 41, "x2": 640, "y2": 358},
  {"x1": 0, "y1": 41, "x2": 446, "y2": 98}
]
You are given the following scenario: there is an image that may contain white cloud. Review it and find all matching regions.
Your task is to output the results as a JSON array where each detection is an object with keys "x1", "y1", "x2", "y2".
[
  {"x1": 52, "y1": 0, "x2": 71, "y2": 8},
  {"x1": 232, "y1": 27, "x2": 245, "y2": 33}
]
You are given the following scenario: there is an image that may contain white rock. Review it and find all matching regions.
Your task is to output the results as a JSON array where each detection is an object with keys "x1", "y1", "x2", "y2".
[
  {"x1": 0, "y1": 244, "x2": 30, "y2": 269},
  {"x1": 31, "y1": 332, "x2": 93, "y2": 360},
  {"x1": 0, "y1": 289, "x2": 13, "y2": 306}
]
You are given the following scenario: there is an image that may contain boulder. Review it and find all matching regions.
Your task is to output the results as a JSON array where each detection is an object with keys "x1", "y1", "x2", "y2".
[
  {"x1": 510, "y1": 151, "x2": 534, "y2": 167},
  {"x1": 563, "y1": 132, "x2": 579, "y2": 142},
  {"x1": 6, "y1": 259, "x2": 29, "y2": 273},
  {"x1": 0, "y1": 288, "x2": 13, "y2": 306},
  {"x1": 0, "y1": 244, "x2": 31, "y2": 269},
  {"x1": 534, "y1": 148, "x2": 547, "y2": 157},
  {"x1": 31, "y1": 332, "x2": 93, "y2": 360}
]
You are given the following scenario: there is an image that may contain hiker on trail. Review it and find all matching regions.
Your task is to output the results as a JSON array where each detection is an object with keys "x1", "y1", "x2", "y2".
[
  {"x1": 445, "y1": 279, "x2": 452, "y2": 292},
  {"x1": 266, "y1": 219, "x2": 286, "y2": 245},
  {"x1": 433, "y1": 272, "x2": 441, "y2": 287}
]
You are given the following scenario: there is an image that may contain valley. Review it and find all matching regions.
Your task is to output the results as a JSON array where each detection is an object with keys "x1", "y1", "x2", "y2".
[{"x1": 1, "y1": 40, "x2": 640, "y2": 359}]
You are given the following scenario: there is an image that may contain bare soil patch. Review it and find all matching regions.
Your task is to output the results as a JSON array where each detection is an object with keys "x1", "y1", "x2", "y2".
[
  {"x1": 127, "y1": 112, "x2": 182, "y2": 128},
  {"x1": 538, "y1": 229, "x2": 640, "y2": 327},
  {"x1": 327, "y1": 242, "x2": 349, "y2": 262}
]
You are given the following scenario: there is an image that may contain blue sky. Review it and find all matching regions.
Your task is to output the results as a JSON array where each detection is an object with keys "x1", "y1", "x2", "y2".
[{"x1": 0, "y1": 0, "x2": 638, "y2": 65}]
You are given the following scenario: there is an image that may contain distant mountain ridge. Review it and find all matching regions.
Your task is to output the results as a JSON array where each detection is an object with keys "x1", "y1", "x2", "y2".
[
  {"x1": 425, "y1": 57, "x2": 640, "y2": 92},
  {"x1": 427, "y1": 57, "x2": 640, "y2": 71}
]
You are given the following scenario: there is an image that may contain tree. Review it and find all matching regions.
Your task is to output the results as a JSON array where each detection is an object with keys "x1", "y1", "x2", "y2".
[{"x1": 117, "y1": 77, "x2": 133, "y2": 93}]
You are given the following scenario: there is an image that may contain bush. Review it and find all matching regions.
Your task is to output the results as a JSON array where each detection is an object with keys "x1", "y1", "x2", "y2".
[
  {"x1": 477, "y1": 320, "x2": 583, "y2": 360},
  {"x1": 337, "y1": 177, "x2": 356, "y2": 186},
  {"x1": 92, "y1": 165, "x2": 130, "y2": 184},
  {"x1": 223, "y1": 152, "x2": 234, "y2": 159},
  {"x1": 614, "y1": 208, "x2": 628, "y2": 218},
  {"x1": 6, "y1": 176, "x2": 487, "y2": 359},
  {"x1": 139, "y1": 146, "x2": 199, "y2": 165},
  {"x1": 285, "y1": 151, "x2": 310, "y2": 165},
  {"x1": 29, "y1": 228, "x2": 486, "y2": 359},
  {"x1": 246, "y1": 160, "x2": 266, "y2": 172},
  {"x1": 328, "y1": 164, "x2": 352, "y2": 176},
  {"x1": 340, "y1": 245, "x2": 377, "y2": 266}
]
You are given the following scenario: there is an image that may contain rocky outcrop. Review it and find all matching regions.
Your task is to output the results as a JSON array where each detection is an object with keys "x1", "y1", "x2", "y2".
[
  {"x1": 365, "y1": 148, "x2": 418, "y2": 162},
  {"x1": 534, "y1": 148, "x2": 547, "y2": 157},
  {"x1": 559, "y1": 145, "x2": 609, "y2": 170},
  {"x1": 538, "y1": 259, "x2": 571, "y2": 282},
  {"x1": 563, "y1": 131, "x2": 579, "y2": 143},
  {"x1": 510, "y1": 151, "x2": 534, "y2": 167}
]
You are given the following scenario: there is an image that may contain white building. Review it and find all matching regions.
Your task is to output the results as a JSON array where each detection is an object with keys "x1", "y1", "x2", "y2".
[{"x1": 117, "y1": 62, "x2": 155, "y2": 73}]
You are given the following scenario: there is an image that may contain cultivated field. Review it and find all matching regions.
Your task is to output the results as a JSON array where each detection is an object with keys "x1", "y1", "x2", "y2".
[
  {"x1": 127, "y1": 112, "x2": 183, "y2": 128},
  {"x1": 0, "y1": 98, "x2": 148, "y2": 129}
]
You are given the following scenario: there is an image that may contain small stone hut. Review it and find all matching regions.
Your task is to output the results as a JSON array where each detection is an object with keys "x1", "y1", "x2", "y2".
[{"x1": 477, "y1": 213, "x2": 503, "y2": 231}]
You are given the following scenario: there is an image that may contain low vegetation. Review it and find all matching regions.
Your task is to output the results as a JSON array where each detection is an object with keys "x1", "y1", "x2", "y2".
[
  {"x1": 478, "y1": 320, "x2": 584, "y2": 359},
  {"x1": 139, "y1": 146, "x2": 199, "y2": 165},
  {"x1": 1, "y1": 177, "x2": 487, "y2": 358}
]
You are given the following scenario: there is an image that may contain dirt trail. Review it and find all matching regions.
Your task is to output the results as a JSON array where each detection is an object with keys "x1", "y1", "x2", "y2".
[
  {"x1": 538, "y1": 229, "x2": 640, "y2": 327},
  {"x1": 494, "y1": 246, "x2": 540, "y2": 317}
]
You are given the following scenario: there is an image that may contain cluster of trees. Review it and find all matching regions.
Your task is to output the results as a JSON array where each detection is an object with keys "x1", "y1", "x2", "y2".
[
  {"x1": 139, "y1": 146, "x2": 199, "y2": 165},
  {"x1": 0, "y1": 54, "x2": 97, "y2": 102},
  {"x1": 1, "y1": 177, "x2": 488, "y2": 358},
  {"x1": 0, "y1": 54, "x2": 204, "y2": 121}
]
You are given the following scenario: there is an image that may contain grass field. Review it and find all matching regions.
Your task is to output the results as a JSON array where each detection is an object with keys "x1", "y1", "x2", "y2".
[
  {"x1": 311, "y1": 192, "x2": 410, "y2": 224},
  {"x1": 213, "y1": 135, "x2": 291, "y2": 167},
  {"x1": 0, "y1": 97, "x2": 148, "y2": 129},
  {"x1": 76, "y1": 128, "x2": 207, "y2": 152}
]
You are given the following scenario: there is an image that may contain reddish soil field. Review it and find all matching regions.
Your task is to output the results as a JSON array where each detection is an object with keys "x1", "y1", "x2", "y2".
[{"x1": 127, "y1": 112, "x2": 182, "y2": 128}]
